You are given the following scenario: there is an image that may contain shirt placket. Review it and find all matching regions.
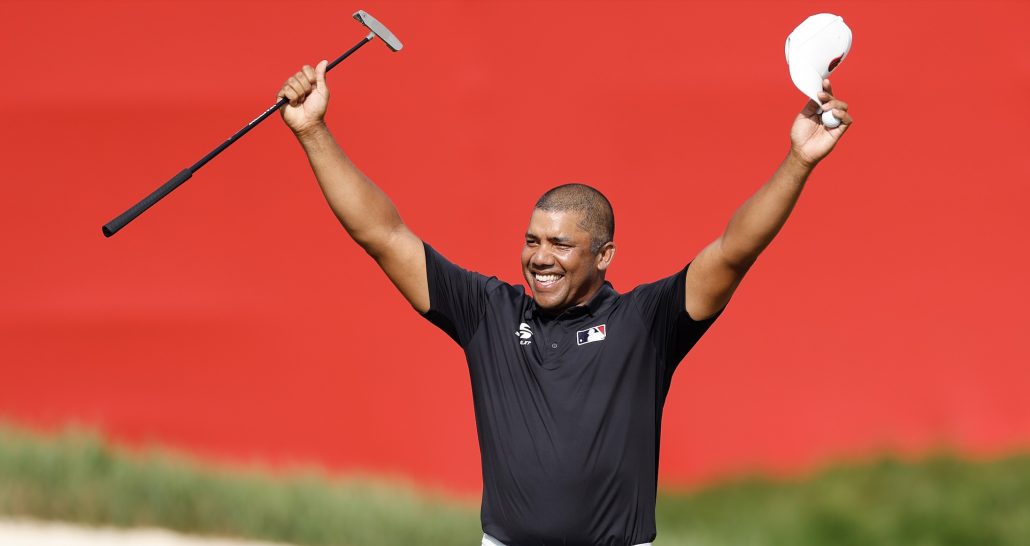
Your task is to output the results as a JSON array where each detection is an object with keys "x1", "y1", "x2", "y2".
[{"x1": 538, "y1": 319, "x2": 575, "y2": 368}]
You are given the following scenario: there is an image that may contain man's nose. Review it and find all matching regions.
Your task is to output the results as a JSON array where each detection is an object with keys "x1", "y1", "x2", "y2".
[{"x1": 530, "y1": 246, "x2": 555, "y2": 267}]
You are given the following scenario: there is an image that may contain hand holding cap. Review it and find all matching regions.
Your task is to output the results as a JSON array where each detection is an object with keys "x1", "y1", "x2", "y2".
[{"x1": 785, "y1": 14, "x2": 852, "y2": 128}]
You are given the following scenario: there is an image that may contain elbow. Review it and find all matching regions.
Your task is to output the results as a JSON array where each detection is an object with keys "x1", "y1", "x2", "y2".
[
  {"x1": 352, "y1": 222, "x2": 406, "y2": 260},
  {"x1": 725, "y1": 254, "x2": 757, "y2": 276},
  {"x1": 716, "y1": 237, "x2": 761, "y2": 275}
]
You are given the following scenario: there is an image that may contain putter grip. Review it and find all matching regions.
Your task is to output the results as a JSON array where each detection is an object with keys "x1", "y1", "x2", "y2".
[{"x1": 102, "y1": 168, "x2": 193, "y2": 237}]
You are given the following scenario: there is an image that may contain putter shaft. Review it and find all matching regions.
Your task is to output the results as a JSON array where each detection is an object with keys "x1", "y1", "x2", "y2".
[{"x1": 102, "y1": 34, "x2": 375, "y2": 238}]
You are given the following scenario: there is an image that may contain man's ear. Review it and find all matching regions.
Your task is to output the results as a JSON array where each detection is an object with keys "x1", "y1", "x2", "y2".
[{"x1": 596, "y1": 242, "x2": 616, "y2": 271}]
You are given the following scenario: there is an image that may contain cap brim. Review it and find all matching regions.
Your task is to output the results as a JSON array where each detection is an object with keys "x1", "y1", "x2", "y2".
[{"x1": 788, "y1": 53, "x2": 823, "y2": 103}]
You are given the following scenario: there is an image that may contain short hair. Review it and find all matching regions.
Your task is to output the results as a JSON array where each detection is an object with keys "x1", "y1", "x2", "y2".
[{"x1": 534, "y1": 183, "x2": 615, "y2": 254}]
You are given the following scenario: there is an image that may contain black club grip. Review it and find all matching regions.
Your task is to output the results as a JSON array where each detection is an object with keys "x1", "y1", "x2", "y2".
[{"x1": 102, "y1": 168, "x2": 193, "y2": 237}]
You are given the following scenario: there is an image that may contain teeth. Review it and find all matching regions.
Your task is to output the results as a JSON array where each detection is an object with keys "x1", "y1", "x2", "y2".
[{"x1": 535, "y1": 274, "x2": 560, "y2": 282}]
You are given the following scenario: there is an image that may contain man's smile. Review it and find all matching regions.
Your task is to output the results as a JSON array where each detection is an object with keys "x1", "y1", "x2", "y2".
[{"x1": 533, "y1": 272, "x2": 564, "y2": 288}]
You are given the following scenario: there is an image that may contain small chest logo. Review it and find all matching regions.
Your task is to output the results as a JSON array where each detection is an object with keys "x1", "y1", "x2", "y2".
[
  {"x1": 516, "y1": 322, "x2": 533, "y2": 345},
  {"x1": 577, "y1": 324, "x2": 607, "y2": 346}
]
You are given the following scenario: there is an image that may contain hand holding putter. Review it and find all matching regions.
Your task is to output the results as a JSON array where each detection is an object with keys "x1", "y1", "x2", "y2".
[
  {"x1": 786, "y1": 14, "x2": 852, "y2": 128},
  {"x1": 101, "y1": 10, "x2": 402, "y2": 237}
]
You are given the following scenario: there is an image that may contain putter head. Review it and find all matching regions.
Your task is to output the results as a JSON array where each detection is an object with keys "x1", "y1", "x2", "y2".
[
  {"x1": 353, "y1": 10, "x2": 403, "y2": 52},
  {"x1": 785, "y1": 13, "x2": 851, "y2": 103}
]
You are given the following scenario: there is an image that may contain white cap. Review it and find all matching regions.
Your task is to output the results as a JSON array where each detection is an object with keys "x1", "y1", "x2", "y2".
[{"x1": 785, "y1": 14, "x2": 852, "y2": 126}]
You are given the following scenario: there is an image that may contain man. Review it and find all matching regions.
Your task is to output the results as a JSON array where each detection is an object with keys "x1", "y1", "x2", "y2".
[{"x1": 277, "y1": 59, "x2": 850, "y2": 546}]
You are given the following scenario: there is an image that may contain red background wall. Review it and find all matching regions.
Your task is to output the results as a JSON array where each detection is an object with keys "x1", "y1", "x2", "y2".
[{"x1": 1, "y1": 0, "x2": 1028, "y2": 496}]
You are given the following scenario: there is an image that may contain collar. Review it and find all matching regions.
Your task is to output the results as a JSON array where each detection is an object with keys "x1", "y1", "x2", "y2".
[{"x1": 524, "y1": 281, "x2": 617, "y2": 321}]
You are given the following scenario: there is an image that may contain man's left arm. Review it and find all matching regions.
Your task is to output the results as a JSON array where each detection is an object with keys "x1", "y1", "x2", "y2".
[{"x1": 685, "y1": 80, "x2": 852, "y2": 320}]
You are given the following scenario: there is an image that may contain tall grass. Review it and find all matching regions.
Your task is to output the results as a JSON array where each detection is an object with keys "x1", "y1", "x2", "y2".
[
  {"x1": 0, "y1": 423, "x2": 479, "y2": 545},
  {"x1": 1, "y1": 422, "x2": 1027, "y2": 545},
  {"x1": 655, "y1": 454, "x2": 1030, "y2": 546}
]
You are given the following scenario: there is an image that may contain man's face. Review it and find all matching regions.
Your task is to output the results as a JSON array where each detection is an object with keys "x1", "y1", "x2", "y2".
[{"x1": 522, "y1": 208, "x2": 613, "y2": 313}]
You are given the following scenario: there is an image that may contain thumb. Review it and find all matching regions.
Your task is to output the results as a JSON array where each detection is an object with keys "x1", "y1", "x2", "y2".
[{"x1": 316, "y1": 59, "x2": 328, "y2": 90}]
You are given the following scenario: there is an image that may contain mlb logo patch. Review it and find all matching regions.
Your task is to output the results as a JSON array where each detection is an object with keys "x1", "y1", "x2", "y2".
[{"x1": 577, "y1": 324, "x2": 607, "y2": 346}]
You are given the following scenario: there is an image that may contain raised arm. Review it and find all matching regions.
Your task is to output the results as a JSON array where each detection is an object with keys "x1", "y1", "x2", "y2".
[
  {"x1": 279, "y1": 61, "x2": 428, "y2": 312},
  {"x1": 684, "y1": 80, "x2": 852, "y2": 320}
]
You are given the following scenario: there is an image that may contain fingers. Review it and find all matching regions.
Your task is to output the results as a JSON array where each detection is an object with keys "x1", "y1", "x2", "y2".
[
  {"x1": 315, "y1": 59, "x2": 328, "y2": 89},
  {"x1": 818, "y1": 97, "x2": 852, "y2": 126},
  {"x1": 825, "y1": 107, "x2": 853, "y2": 126},
  {"x1": 277, "y1": 78, "x2": 303, "y2": 106},
  {"x1": 276, "y1": 65, "x2": 319, "y2": 107},
  {"x1": 816, "y1": 80, "x2": 851, "y2": 126},
  {"x1": 818, "y1": 95, "x2": 848, "y2": 113}
]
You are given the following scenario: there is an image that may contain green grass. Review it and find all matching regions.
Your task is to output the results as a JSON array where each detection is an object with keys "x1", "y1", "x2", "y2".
[
  {"x1": 655, "y1": 455, "x2": 1030, "y2": 546},
  {"x1": 1, "y1": 422, "x2": 1028, "y2": 545},
  {"x1": 0, "y1": 423, "x2": 479, "y2": 545}
]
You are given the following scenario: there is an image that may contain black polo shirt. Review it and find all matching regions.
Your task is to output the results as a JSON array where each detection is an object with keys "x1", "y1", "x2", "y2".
[{"x1": 421, "y1": 243, "x2": 720, "y2": 546}]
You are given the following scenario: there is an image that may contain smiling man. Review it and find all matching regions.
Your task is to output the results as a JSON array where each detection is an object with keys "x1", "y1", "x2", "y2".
[
  {"x1": 277, "y1": 60, "x2": 851, "y2": 546},
  {"x1": 523, "y1": 185, "x2": 616, "y2": 310}
]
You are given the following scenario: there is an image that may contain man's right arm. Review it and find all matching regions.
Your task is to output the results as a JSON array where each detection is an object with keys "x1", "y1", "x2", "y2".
[{"x1": 279, "y1": 61, "x2": 428, "y2": 313}]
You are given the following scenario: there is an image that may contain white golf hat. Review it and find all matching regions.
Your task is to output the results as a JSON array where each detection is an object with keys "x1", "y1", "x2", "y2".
[{"x1": 785, "y1": 14, "x2": 852, "y2": 126}]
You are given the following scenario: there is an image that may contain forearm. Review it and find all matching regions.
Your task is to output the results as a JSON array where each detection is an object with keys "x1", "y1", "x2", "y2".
[
  {"x1": 296, "y1": 123, "x2": 404, "y2": 255},
  {"x1": 718, "y1": 151, "x2": 814, "y2": 268}
]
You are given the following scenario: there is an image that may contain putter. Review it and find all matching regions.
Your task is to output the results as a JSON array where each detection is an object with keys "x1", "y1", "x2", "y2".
[{"x1": 102, "y1": 10, "x2": 403, "y2": 237}]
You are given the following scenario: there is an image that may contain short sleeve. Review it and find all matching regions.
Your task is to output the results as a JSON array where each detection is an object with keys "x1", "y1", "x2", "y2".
[
  {"x1": 420, "y1": 242, "x2": 500, "y2": 347},
  {"x1": 629, "y1": 262, "x2": 722, "y2": 375}
]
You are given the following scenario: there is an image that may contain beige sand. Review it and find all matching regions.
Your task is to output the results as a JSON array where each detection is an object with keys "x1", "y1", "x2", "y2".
[{"x1": 0, "y1": 518, "x2": 298, "y2": 546}]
